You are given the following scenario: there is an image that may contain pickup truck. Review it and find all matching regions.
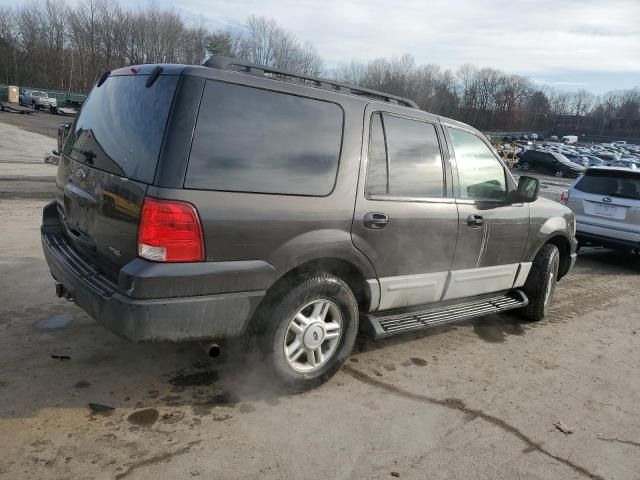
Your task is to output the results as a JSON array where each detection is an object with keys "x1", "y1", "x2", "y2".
[{"x1": 19, "y1": 90, "x2": 57, "y2": 111}]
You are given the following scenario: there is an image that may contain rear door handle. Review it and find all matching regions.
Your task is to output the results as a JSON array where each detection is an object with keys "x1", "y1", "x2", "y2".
[
  {"x1": 467, "y1": 214, "x2": 484, "y2": 227},
  {"x1": 364, "y1": 212, "x2": 389, "y2": 229}
]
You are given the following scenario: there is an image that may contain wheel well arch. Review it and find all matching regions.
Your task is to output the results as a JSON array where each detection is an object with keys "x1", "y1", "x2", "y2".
[
  {"x1": 266, "y1": 258, "x2": 372, "y2": 312},
  {"x1": 544, "y1": 235, "x2": 572, "y2": 279}
]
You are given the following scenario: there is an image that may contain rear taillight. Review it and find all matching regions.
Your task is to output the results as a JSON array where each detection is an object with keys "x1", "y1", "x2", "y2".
[
  {"x1": 137, "y1": 198, "x2": 204, "y2": 262},
  {"x1": 560, "y1": 190, "x2": 569, "y2": 205}
]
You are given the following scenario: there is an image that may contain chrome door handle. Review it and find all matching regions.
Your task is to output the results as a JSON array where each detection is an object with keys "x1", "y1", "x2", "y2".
[
  {"x1": 364, "y1": 212, "x2": 389, "y2": 229},
  {"x1": 467, "y1": 214, "x2": 484, "y2": 227}
]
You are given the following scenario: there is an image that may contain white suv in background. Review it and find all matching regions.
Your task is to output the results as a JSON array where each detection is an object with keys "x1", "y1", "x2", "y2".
[{"x1": 562, "y1": 167, "x2": 640, "y2": 251}]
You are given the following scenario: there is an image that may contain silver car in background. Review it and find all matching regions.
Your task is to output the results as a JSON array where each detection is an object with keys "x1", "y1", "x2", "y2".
[{"x1": 562, "y1": 167, "x2": 640, "y2": 251}]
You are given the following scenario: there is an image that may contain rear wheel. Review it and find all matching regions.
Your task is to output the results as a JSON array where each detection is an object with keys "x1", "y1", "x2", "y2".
[
  {"x1": 520, "y1": 161, "x2": 530, "y2": 171},
  {"x1": 555, "y1": 170, "x2": 565, "y2": 178},
  {"x1": 255, "y1": 274, "x2": 359, "y2": 391},
  {"x1": 520, "y1": 244, "x2": 560, "y2": 322}
]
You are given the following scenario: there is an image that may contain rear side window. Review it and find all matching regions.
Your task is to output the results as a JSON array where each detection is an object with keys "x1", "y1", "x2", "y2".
[
  {"x1": 63, "y1": 75, "x2": 178, "y2": 183},
  {"x1": 366, "y1": 113, "x2": 444, "y2": 198},
  {"x1": 575, "y1": 171, "x2": 640, "y2": 200},
  {"x1": 447, "y1": 127, "x2": 507, "y2": 201},
  {"x1": 185, "y1": 81, "x2": 343, "y2": 196}
]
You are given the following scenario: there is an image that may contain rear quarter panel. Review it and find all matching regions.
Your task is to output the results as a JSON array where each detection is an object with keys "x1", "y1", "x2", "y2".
[{"x1": 147, "y1": 82, "x2": 377, "y2": 283}]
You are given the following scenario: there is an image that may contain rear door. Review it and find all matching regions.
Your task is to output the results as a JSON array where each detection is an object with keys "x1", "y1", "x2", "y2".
[
  {"x1": 442, "y1": 125, "x2": 530, "y2": 300},
  {"x1": 57, "y1": 71, "x2": 180, "y2": 279},
  {"x1": 352, "y1": 106, "x2": 458, "y2": 311},
  {"x1": 570, "y1": 169, "x2": 640, "y2": 241}
]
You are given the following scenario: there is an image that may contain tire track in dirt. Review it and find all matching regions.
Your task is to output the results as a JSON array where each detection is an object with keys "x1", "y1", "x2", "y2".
[{"x1": 343, "y1": 365, "x2": 605, "y2": 480}]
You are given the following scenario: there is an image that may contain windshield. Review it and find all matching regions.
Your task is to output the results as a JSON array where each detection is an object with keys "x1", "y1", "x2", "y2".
[
  {"x1": 552, "y1": 152, "x2": 572, "y2": 164},
  {"x1": 33, "y1": 91, "x2": 47, "y2": 97},
  {"x1": 62, "y1": 74, "x2": 178, "y2": 183},
  {"x1": 575, "y1": 171, "x2": 640, "y2": 200}
]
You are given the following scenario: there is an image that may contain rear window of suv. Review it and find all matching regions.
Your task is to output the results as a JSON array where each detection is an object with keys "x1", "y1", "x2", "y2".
[
  {"x1": 574, "y1": 170, "x2": 640, "y2": 200},
  {"x1": 185, "y1": 81, "x2": 343, "y2": 196},
  {"x1": 63, "y1": 74, "x2": 179, "y2": 184}
]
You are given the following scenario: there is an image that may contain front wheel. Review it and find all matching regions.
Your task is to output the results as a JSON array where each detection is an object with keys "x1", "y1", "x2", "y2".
[
  {"x1": 256, "y1": 274, "x2": 359, "y2": 391},
  {"x1": 520, "y1": 162, "x2": 530, "y2": 171},
  {"x1": 520, "y1": 244, "x2": 560, "y2": 322},
  {"x1": 555, "y1": 170, "x2": 565, "y2": 178}
]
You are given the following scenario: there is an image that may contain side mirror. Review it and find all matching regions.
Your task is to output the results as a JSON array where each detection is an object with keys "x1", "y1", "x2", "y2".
[{"x1": 514, "y1": 175, "x2": 539, "y2": 203}]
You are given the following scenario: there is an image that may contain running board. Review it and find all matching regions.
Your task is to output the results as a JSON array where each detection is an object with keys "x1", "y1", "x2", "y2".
[{"x1": 365, "y1": 290, "x2": 529, "y2": 339}]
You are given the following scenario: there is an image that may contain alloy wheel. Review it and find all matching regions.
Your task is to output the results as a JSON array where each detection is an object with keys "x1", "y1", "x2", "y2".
[{"x1": 283, "y1": 299, "x2": 342, "y2": 373}]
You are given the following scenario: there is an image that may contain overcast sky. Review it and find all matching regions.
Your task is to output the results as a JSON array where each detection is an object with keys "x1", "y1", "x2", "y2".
[
  {"x1": 8, "y1": 0, "x2": 639, "y2": 93},
  {"x1": 167, "y1": 0, "x2": 640, "y2": 94}
]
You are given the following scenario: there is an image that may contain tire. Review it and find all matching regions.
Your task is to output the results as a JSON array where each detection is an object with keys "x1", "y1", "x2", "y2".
[
  {"x1": 520, "y1": 244, "x2": 560, "y2": 322},
  {"x1": 520, "y1": 162, "x2": 530, "y2": 171},
  {"x1": 254, "y1": 273, "x2": 359, "y2": 391},
  {"x1": 555, "y1": 170, "x2": 565, "y2": 178}
]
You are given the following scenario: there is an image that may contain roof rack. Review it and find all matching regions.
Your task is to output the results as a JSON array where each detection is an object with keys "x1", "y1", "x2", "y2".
[{"x1": 202, "y1": 55, "x2": 419, "y2": 109}]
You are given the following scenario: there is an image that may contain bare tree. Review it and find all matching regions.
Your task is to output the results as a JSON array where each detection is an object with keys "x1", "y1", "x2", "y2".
[
  {"x1": 229, "y1": 15, "x2": 323, "y2": 75},
  {"x1": 0, "y1": 1, "x2": 637, "y2": 139}
]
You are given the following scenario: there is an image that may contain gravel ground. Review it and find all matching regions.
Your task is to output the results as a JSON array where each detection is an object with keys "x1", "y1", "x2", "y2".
[
  {"x1": 0, "y1": 118, "x2": 638, "y2": 480},
  {"x1": 0, "y1": 109, "x2": 65, "y2": 138},
  {"x1": 0, "y1": 112, "x2": 58, "y2": 199}
]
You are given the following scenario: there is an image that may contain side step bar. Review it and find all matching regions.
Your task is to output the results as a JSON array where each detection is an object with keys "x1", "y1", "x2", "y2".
[{"x1": 365, "y1": 290, "x2": 529, "y2": 339}]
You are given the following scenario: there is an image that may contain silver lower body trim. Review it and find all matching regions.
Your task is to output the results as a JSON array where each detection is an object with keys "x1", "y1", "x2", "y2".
[
  {"x1": 512, "y1": 262, "x2": 532, "y2": 288},
  {"x1": 370, "y1": 263, "x2": 527, "y2": 311}
]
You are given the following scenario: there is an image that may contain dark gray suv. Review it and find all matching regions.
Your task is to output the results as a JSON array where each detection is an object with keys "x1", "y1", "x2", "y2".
[{"x1": 41, "y1": 57, "x2": 577, "y2": 390}]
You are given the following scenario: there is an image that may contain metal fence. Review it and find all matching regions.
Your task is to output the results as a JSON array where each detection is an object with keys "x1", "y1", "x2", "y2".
[{"x1": 0, "y1": 83, "x2": 87, "y2": 106}]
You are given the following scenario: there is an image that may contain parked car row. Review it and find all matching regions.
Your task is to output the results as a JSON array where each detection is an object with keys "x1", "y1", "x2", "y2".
[{"x1": 499, "y1": 140, "x2": 640, "y2": 178}]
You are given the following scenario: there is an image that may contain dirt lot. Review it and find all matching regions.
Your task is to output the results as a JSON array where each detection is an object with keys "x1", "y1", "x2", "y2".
[
  {"x1": 0, "y1": 117, "x2": 639, "y2": 480},
  {"x1": 0, "y1": 109, "x2": 66, "y2": 138}
]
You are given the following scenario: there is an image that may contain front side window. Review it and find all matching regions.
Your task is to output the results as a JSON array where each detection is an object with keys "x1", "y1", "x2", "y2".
[
  {"x1": 186, "y1": 81, "x2": 343, "y2": 196},
  {"x1": 447, "y1": 127, "x2": 507, "y2": 201},
  {"x1": 365, "y1": 113, "x2": 444, "y2": 198}
]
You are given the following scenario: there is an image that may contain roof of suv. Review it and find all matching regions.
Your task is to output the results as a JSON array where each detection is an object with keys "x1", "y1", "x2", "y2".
[
  {"x1": 200, "y1": 55, "x2": 419, "y2": 109},
  {"x1": 111, "y1": 57, "x2": 421, "y2": 111}
]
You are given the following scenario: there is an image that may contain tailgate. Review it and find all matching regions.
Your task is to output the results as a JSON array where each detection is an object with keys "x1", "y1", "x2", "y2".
[
  {"x1": 56, "y1": 70, "x2": 180, "y2": 280},
  {"x1": 56, "y1": 156, "x2": 147, "y2": 280}
]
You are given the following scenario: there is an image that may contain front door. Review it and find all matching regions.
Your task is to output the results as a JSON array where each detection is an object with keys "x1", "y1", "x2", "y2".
[
  {"x1": 442, "y1": 125, "x2": 531, "y2": 300},
  {"x1": 352, "y1": 107, "x2": 458, "y2": 311}
]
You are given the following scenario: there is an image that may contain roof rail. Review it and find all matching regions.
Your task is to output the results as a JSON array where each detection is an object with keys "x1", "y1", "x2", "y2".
[{"x1": 202, "y1": 55, "x2": 419, "y2": 109}]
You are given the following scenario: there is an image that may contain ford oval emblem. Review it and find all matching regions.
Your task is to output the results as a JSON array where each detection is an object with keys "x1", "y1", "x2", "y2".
[
  {"x1": 602, "y1": 197, "x2": 612, "y2": 203},
  {"x1": 74, "y1": 169, "x2": 86, "y2": 181}
]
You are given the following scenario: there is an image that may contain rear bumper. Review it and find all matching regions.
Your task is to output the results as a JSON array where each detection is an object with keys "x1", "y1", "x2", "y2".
[
  {"x1": 41, "y1": 202, "x2": 271, "y2": 342},
  {"x1": 576, "y1": 232, "x2": 640, "y2": 251},
  {"x1": 577, "y1": 220, "x2": 640, "y2": 250}
]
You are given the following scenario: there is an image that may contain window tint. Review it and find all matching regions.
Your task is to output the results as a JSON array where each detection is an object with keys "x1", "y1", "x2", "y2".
[
  {"x1": 575, "y1": 171, "x2": 640, "y2": 200},
  {"x1": 64, "y1": 75, "x2": 178, "y2": 183},
  {"x1": 366, "y1": 113, "x2": 388, "y2": 195},
  {"x1": 185, "y1": 81, "x2": 343, "y2": 196},
  {"x1": 447, "y1": 128, "x2": 507, "y2": 201},
  {"x1": 365, "y1": 113, "x2": 444, "y2": 198}
]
